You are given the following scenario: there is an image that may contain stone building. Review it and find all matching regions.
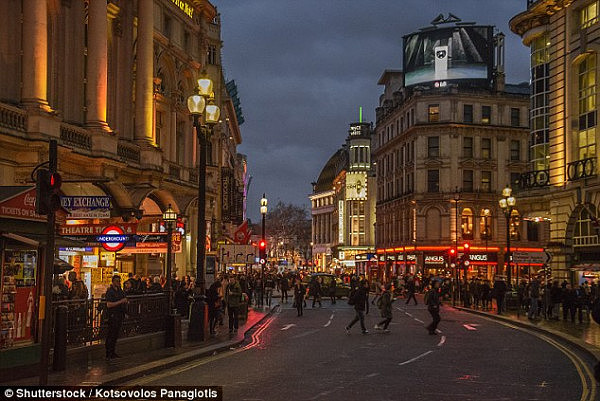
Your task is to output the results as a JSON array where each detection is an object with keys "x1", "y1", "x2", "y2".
[
  {"x1": 510, "y1": 0, "x2": 600, "y2": 283},
  {"x1": 373, "y1": 19, "x2": 547, "y2": 282},
  {"x1": 310, "y1": 122, "x2": 376, "y2": 272},
  {"x1": 0, "y1": 0, "x2": 246, "y2": 286}
]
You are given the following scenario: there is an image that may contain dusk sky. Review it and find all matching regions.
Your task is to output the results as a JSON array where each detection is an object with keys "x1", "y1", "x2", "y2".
[{"x1": 213, "y1": 1, "x2": 531, "y2": 222}]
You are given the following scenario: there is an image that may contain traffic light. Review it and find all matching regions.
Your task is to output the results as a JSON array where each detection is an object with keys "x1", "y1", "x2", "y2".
[
  {"x1": 259, "y1": 240, "x2": 267, "y2": 260},
  {"x1": 35, "y1": 169, "x2": 62, "y2": 215},
  {"x1": 463, "y1": 242, "x2": 470, "y2": 254}
]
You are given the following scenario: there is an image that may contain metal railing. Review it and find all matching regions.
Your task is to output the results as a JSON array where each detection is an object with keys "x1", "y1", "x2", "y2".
[
  {"x1": 567, "y1": 157, "x2": 596, "y2": 181},
  {"x1": 518, "y1": 169, "x2": 550, "y2": 188},
  {"x1": 52, "y1": 293, "x2": 168, "y2": 347}
]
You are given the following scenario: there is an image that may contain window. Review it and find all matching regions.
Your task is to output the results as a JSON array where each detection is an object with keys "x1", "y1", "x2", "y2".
[
  {"x1": 509, "y1": 210, "x2": 521, "y2": 240},
  {"x1": 511, "y1": 108, "x2": 521, "y2": 127},
  {"x1": 461, "y1": 208, "x2": 474, "y2": 239},
  {"x1": 574, "y1": 206, "x2": 598, "y2": 245},
  {"x1": 464, "y1": 104, "x2": 473, "y2": 123},
  {"x1": 481, "y1": 138, "x2": 491, "y2": 159},
  {"x1": 480, "y1": 209, "x2": 492, "y2": 240},
  {"x1": 530, "y1": 33, "x2": 550, "y2": 171},
  {"x1": 155, "y1": 111, "x2": 164, "y2": 145},
  {"x1": 208, "y1": 45, "x2": 218, "y2": 65},
  {"x1": 527, "y1": 221, "x2": 539, "y2": 242},
  {"x1": 428, "y1": 104, "x2": 440, "y2": 122},
  {"x1": 482, "y1": 105, "x2": 491, "y2": 124},
  {"x1": 578, "y1": 54, "x2": 597, "y2": 160},
  {"x1": 511, "y1": 172, "x2": 521, "y2": 188},
  {"x1": 176, "y1": 122, "x2": 186, "y2": 164},
  {"x1": 510, "y1": 140, "x2": 520, "y2": 161},
  {"x1": 183, "y1": 31, "x2": 190, "y2": 52},
  {"x1": 481, "y1": 171, "x2": 492, "y2": 192},
  {"x1": 427, "y1": 170, "x2": 439, "y2": 193},
  {"x1": 463, "y1": 170, "x2": 474, "y2": 192},
  {"x1": 581, "y1": 1, "x2": 599, "y2": 29},
  {"x1": 463, "y1": 137, "x2": 473, "y2": 158},
  {"x1": 428, "y1": 136, "x2": 440, "y2": 158},
  {"x1": 164, "y1": 15, "x2": 172, "y2": 38}
]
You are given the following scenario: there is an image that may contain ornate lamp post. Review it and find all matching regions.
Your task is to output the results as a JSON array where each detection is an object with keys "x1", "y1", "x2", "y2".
[
  {"x1": 187, "y1": 76, "x2": 220, "y2": 293},
  {"x1": 163, "y1": 204, "x2": 177, "y2": 307},
  {"x1": 260, "y1": 194, "x2": 268, "y2": 278},
  {"x1": 499, "y1": 186, "x2": 517, "y2": 288}
]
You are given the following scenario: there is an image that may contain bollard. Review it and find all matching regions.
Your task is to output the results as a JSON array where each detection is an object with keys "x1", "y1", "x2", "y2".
[
  {"x1": 187, "y1": 296, "x2": 208, "y2": 341},
  {"x1": 165, "y1": 311, "x2": 182, "y2": 348},
  {"x1": 52, "y1": 305, "x2": 68, "y2": 371}
]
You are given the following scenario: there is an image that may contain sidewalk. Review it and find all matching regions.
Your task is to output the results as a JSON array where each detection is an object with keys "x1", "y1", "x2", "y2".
[
  {"x1": 9, "y1": 305, "x2": 276, "y2": 386},
  {"x1": 455, "y1": 303, "x2": 600, "y2": 361}
]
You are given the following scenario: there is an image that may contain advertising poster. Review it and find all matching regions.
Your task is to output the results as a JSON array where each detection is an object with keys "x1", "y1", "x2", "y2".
[{"x1": 13, "y1": 287, "x2": 35, "y2": 341}]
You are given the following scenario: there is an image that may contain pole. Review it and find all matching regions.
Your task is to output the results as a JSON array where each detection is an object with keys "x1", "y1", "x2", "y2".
[
  {"x1": 39, "y1": 139, "x2": 57, "y2": 385},
  {"x1": 454, "y1": 191, "x2": 459, "y2": 305},
  {"x1": 196, "y1": 119, "x2": 206, "y2": 293},
  {"x1": 166, "y1": 221, "x2": 173, "y2": 308},
  {"x1": 506, "y1": 209, "x2": 512, "y2": 289}
]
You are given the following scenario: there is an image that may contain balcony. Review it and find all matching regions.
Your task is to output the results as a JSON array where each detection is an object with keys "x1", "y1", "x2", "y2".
[
  {"x1": 518, "y1": 169, "x2": 550, "y2": 189},
  {"x1": 117, "y1": 141, "x2": 141, "y2": 164},
  {"x1": 60, "y1": 124, "x2": 92, "y2": 151},
  {"x1": 567, "y1": 157, "x2": 596, "y2": 181},
  {"x1": 0, "y1": 103, "x2": 26, "y2": 132},
  {"x1": 574, "y1": 235, "x2": 600, "y2": 247}
]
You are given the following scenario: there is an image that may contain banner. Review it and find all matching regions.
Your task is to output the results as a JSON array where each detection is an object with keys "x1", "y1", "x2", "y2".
[{"x1": 61, "y1": 196, "x2": 111, "y2": 218}]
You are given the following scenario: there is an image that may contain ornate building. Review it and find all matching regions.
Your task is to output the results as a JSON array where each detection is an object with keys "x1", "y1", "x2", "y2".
[{"x1": 510, "y1": 0, "x2": 600, "y2": 283}]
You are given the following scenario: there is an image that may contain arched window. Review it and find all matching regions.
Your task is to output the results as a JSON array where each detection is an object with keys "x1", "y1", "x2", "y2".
[
  {"x1": 510, "y1": 210, "x2": 521, "y2": 241},
  {"x1": 461, "y1": 208, "x2": 473, "y2": 239},
  {"x1": 574, "y1": 205, "x2": 598, "y2": 246},
  {"x1": 480, "y1": 209, "x2": 492, "y2": 240}
]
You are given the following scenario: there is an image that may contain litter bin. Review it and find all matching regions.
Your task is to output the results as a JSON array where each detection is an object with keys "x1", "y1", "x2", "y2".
[{"x1": 188, "y1": 295, "x2": 208, "y2": 341}]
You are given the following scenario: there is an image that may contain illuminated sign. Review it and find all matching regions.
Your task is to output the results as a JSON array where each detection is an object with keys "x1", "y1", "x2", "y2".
[
  {"x1": 170, "y1": 0, "x2": 194, "y2": 19},
  {"x1": 346, "y1": 172, "x2": 367, "y2": 200},
  {"x1": 100, "y1": 226, "x2": 126, "y2": 252},
  {"x1": 424, "y1": 255, "x2": 445, "y2": 265},
  {"x1": 338, "y1": 200, "x2": 344, "y2": 244}
]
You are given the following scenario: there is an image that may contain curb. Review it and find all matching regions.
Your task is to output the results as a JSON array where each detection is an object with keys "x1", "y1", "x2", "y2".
[
  {"x1": 101, "y1": 304, "x2": 280, "y2": 385},
  {"x1": 454, "y1": 306, "x2": 600, "y2": 363}
]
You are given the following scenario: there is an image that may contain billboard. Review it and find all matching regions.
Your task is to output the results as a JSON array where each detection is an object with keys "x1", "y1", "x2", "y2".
[
  {"x1": 403, "y1": 26, "x2": 493, "y2": 87},
  {"x1": 345, "y1": 172, "x2": 367, "y2": 200}
]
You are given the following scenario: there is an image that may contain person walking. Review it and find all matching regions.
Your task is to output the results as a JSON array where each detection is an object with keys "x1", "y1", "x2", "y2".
[
  {"x1": 374, "y1": 283, "x2": 394, "y2": 333},
  {"x1": 426, "y1": 280, "x2": 442, "y2": 335},
  {"x1": 345, "y1": 279, "x2": 370, "y2": 334},
  {"x1": 264, "y1": 275, "x2": 275, "y2": 307},
  {"x1": 206, "y1": 280, "x2": 222, "y2": 336},
  {"x1": 105, "y1": 275, "x2": 128, "y2": 360},
  {"x1": 293, "y1": 278, "x2": 305, "y2": 317},
  {"x1": 226, "y1": 276, "x2": 242, "y2": 334},
  {"x1": 405, "y1": 277, "x2": 417, "y2": 305},
  {"x1": 328, "y1": 277, "x2": 337, "y2": 305},
  {"x1": 311, "y1": 277, "x2": 322, "y2": 308},
  {"x1": 280, "y1": 275, "x2": 289, "y2": 303},
  {"x1": 493, "y1": 276, "x2": 507, "y2": 315},
  {"x1": 528, "y1": 277, "x2": 541, "y2": 320}
]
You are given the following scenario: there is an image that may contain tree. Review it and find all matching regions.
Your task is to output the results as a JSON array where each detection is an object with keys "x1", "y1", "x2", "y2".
[{"x1": 265, "y1": 202, "x2": 311, "y2": 265}]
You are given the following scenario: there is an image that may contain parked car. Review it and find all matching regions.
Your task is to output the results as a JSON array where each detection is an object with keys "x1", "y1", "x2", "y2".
[{"x1": 302, "y1": 273, "x2": 351, "y2": 299}]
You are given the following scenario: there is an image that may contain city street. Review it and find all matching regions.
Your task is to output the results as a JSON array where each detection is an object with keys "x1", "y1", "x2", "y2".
[{"x1": 128, "y1": 299, "x2": 597, "y2": 401}]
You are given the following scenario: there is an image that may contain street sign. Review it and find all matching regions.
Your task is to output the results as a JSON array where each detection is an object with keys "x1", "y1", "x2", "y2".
[
  {"x1": 512, "y1": 251, "x2": 551, "y2": 265},
  {"x1": 100, "y1": 226, "x2": 126, "y2": 252},
  {"x1": 220, "y1": 244, "x2": 256, "y2": 265}
]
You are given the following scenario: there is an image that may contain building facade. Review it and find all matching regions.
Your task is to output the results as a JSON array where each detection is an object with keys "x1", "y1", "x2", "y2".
[
  {"x1": 510, "y1": 0, "x2": 600, "y2": 283},
  {"x1": 0, "y1": 0, "x2": 245, "y2": 368},
  {"x1": 373, "y1": 66, "x2": 545, "y2": 281},
  {"x1": 310, "y1": 122, "x2": 376, "y2": 272}
]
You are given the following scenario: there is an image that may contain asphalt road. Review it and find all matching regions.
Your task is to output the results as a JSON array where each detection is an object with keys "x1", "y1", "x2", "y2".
[{"x1": 133, "y1": 298, "x2": 598, "y2": 401}]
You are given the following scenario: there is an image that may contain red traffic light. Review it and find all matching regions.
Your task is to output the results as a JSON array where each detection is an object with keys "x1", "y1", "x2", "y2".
[
  {"x1": 259, "y1": 240, "x2": 266, "y2": 249},
  {"x1": 463, "y1": 243, "x2": 470, "y2": 251},
  {"x1": 449, "y1": 248, "x2": 456, "y2": 255}
]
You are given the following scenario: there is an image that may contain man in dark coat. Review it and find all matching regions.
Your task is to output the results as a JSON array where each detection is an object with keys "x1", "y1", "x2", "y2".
[
  {"x1": 105, "y1": 275, "x2": 128, "y2": 360},
  {"x1": 311, "y1": 277, "x2": 322, "y2": 308},
  {"x1": 345, "y1": 280, "x2": 370, "y2": 334},
  {"x1": 493, "y1": 277, "x2": 507, "y2": 315},
  {"x1": 426, "y1": 280, "x2": 442, "y2": 335},
  {"x1": 328, "y1": 277, "x2": 337, "y2": 304},
  {"x1": 374, "y1": 284, "x2": 393, "y2": 332},
  {"x1": 405, "y1": 277, "x2": 418, "y2": 305},
  {"x1": 293, "y1": 278, "x2": 305, "y2": 317}
]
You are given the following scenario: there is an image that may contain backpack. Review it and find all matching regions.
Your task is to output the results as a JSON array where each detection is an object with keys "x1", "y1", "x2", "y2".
[{"x1": 347, "y1": 289, "x2": 357, "y2": 306}]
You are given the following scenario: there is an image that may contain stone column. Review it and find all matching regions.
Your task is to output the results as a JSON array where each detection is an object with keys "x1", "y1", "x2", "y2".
[
  {"x1": 135, "y1": 0, "x2": 154, "y2": 143},
  {"x1": 21, "y1": 0, "x2": 50, "y2": 111},
  {"x1": 86, "y1": 0, "x2": 109, "y2": 130}
]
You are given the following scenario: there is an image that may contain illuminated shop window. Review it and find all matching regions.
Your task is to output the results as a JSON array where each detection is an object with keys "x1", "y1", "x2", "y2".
[
  {"x1": 578, "y1": 54, "x2": 597, "y2": 160},
  {"x1": 510, "y1": 210, "x2": 521, "y2": 241},
  {"x1": 530, "y1": 33, "x2": 550, "y2": 171},
  {"x1": 480, "y1": 209, "x2": 492, "y2": 240},
  {"x1": 581, "y1": 1, "x2": 599, "y2": 29},
  {"x1": 461, "y1": 208, "x2": 473, "y2": 239}
]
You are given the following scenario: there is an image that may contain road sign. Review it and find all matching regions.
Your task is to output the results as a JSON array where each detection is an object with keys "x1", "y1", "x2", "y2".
[
  {"x1": 220, "y1": 244, "x2": 256, "y2": 265},
  {"x1": 512, "y1": 251, "x2": 551, "y2": 265},
  {"x1": 100, "y1": 226, "x2": 126, "y2": 252}
]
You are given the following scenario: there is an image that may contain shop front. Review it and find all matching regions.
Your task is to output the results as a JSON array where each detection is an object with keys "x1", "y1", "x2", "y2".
[
  {"x1": 465, "y1": 252, "x2": 498, "y2": 281},
  {"x1": 423, "y1": 252, "x2": 448, "y2": 277}
]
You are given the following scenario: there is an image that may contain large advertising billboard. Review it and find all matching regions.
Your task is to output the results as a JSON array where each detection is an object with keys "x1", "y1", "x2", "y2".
[{"x1": 403, "y1": 26, "x2": 493, "y2": 87}]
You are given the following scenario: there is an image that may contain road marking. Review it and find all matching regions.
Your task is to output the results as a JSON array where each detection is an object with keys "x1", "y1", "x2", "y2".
[
  {"x1": 437, "y1": 336, "x2": 446, "y2": 347},
  {"x1": 324, "y1": 320, "x2": 332, "y2": 327},
  {"x1": 414, "y1": 318, "x2": 424, "y2": 324},
  {"x1": 329, "y1": 313, "x2": 335, "y2": 320},
  {"x1": 405, "y1": 312, "x2": 413, "y2": 317},
  {"x1": 281, "y1": 324, "x2": 296, "y2": 331},
  {"x1": 399, "y1": 350, "x2": 433, "y2": 366},
  {"x1": 292, "y1": 329, "x2": 320, "y2": 339},
  {"x1": 435, "y1": 329, "x2": 442, "y2": 334},
  {"x1": 463, "y1": 324, "x2": 478, "y2": 331},
  {"x1": 366, "y1": 373, "x2": 379, "y2": 378}
]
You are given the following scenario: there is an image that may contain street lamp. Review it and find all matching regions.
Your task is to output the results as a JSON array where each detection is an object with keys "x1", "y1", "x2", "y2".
[
  {"x1": 163, "y1": 204, "x2": 177, "y2": 307},
  {"x1": 453, "y1": 189, "x2": 460, "y2": 305},
  {"x1": 260, "y1": 194, "x2": 268, "y2": 280},
  {"x1": 187, "y1": 76, "x2": 220, "y2": 293},
  {"x1": 498, "y1": 186, "x2": 517, "y2": 288}
]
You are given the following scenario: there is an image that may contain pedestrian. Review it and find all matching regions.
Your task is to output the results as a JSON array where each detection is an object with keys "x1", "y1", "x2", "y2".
[
  {"x1": 405, "y1": 277, "x2": 417, "y2": 305},
  {"x1": 280, "y1": 275, "x2": 289, "y2": 303},
  {"x1": 550, "y1": 281, "x2": 562, "y2": 320},
  {"x1": 528, "y1": 277, "x2": 541, "y2": 320},
  {"x1": 254, "y1": 276, "x2": 263, "y2": 307},
  {"x1": 481, "y1": 280, "x2": 491, "y2": 310},
  {"x1": 345, "y1": 279, "x2": 370, "y2": 334},
  {"x1": 493, "y1": 276, "x2": 507, "y2": 315},
  {"x1": 293, "y1": 278, "x2": 305, "y2": 317},
  {"x1": 563, "y1": 284, "x2": 577, "y2": 322},
  {"x1": 374, "y1": 283, "x2": 394, "y2": 333},
  {"x1": 328, "y1": 276, "x2": 337, "y2": 304},
  {"x1": 68, "y1": 271, "x2": 89, "y2": 299},
  {"x1": 104, "y1": 275, "x2": 128, "y2": 360},
  {"x1": 426, "y1": 280, "x2": 442, "y2": 335},
  {"x1": 148, "y1": 276, "x2": 163, "y2": 293},
  {"x1": 264, "y1": 275, "x2": 275, "y2": 307},
  {"x1": 226, "y1": 276, "x2": 242, "y2": 334},
  {"x1": 206, "y1": 280, "x2": 222, "y2": 336},
  {"x1": 311, "y1": 277, "x2": 323, "y2": 308}
]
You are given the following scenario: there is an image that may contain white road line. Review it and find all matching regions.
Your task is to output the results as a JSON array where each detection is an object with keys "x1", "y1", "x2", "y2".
[
  {"x1": 405, "y1": 312, "x2": 413, "y2": 317},
  {"x1": 437, "y1": 335, "x2": 446, "y2": 347},
  {"x1": 281, "y1": 324, "x2": 296, "y2": 331},
  {"x1": 366, "y1": 373, "x2": 379, "y2": 378},
  {"x1": 292, "y1": 329, "x2": 320, "y2": 339},
  {"x1": 463, "y1": 324, "x2": 477, "y2": 331},
  {"x1": 329, "y1": 313, "x2": 335, "y2": 320},
  {"x1": 398, "y1": 350, "x2": 434, "y2": 366},
  {"x1": 324, "y1": 320, "x2": 332, "y2": 327},
  {"x1": 435, "y1": 329, "x2": 442, "y2": 334},
  {"x1": 414, "y1": 318, "x2": 424, "y2": 324}
]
